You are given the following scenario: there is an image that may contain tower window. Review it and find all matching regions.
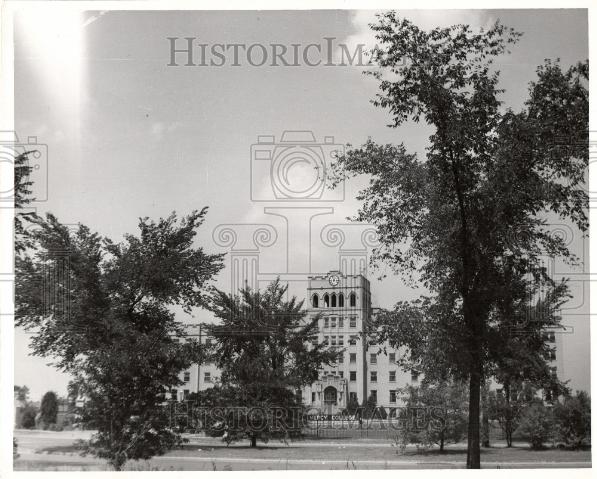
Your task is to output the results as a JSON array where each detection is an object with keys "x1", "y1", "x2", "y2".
[
  {"x1": 339, "y1": 293, "x2": 344, "y2": 307},
  {"x1": 324, "y1": 294, "x2": 330, "y2": 308},
  {"x1": 331, "y1": 293, "x2": 337, "y2": 307},
  {"x1": 312, "y1": 295, "x2": 319, "y2": 308},
  {"x1": 350, "y1": 293, "x2": 356, "y2": 307}
]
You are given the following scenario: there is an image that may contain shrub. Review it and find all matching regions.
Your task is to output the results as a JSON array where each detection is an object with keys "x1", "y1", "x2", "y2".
[
  {"x1": 40, "y1": 391, "x2": 58, "y2": 426},
  {"x1": 553, "y1": 391, "x2": 591, "y2": 448},
  {"x1": 515, "y1": 402, "x2": 554, "y2": 449},
  {"x1": 21, "y1": 405, "x2": 37, "y2": 429}
]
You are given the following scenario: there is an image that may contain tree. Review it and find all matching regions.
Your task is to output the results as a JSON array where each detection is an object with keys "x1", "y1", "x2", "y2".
[
  {"x1": 487, "y1": 383, "x2": 536, "y2": 447},
  {"x1": 553, "y1": 391, "x2": 591, "y2": 449},
  {"x1": 14, "y1": 152, "x2": 40, "y2": 255},
  {"x1": 515, "y1": 401, "x2": 554, "y2": 449},
  {"x1": 206, "y1": 279, "x2": 338, "y2": 447},
  {"x1": 21, "y1": 405, "x2": 37, "y2": 429},
  {"x1": 396, "y1": 381, "x2": 468, "y2": 452},
  {"x1": 16, "y1": 209, "x2": 224, "y2": 469},
  {"x1": 14, "y1": 385, "x2": 30, "y2": 404},
  {"x1": 331, "y1": 12, "x2": 587, "y2": 467},
  {"x1": 343, "y1": 394, "x2": 360, "y2": 416},
  {"x1": 40, "y1": 391, "x2": 59, "y2": 428}
]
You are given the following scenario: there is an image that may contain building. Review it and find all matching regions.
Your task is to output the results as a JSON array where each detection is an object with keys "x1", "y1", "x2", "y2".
[
  {"x1": 174, "y1": 270, "x2": 562, "y2": 408},
  {"x1": 175, "y1": 271, "x2": 417, "y2": 412}
]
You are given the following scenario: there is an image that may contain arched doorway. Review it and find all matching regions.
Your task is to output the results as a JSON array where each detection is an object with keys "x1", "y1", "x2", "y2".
[{"x1": 323, "y1": 386, "x2": 337, "y2": 414}]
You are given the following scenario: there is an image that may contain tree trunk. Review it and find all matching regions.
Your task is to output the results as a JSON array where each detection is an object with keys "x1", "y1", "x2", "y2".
[
  {"x1": 440, "y1": 430, "x2": 445, "y2": 452},
  {"x1": 505, "y1": 382, "x2": 513, "y2": 447},
  {"x1": 466, "y1": 361, "x2": 481, "y2": 468},
  {"x1": 481, "y1": 383, "x2": 490, "y2": 448},
  {"x1": 250, "y1": 435, "x2": 257, "y2": 448}
]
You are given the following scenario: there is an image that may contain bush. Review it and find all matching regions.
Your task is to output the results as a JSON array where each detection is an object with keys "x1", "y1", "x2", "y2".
[
  {"x1": 515, "y1": 402, "x2": 554, "y2": 449},
  {"x1": 553, "y1": 391, "x2": 591, "y2": 448},
  {"x1": 21, "y1": 406, "x2": 37, "y2": 429},
  {"x1": 40, "y1": 391, "x2": 58, "y2": 426},
  {"x1": 13, "y1": 438, "x2": 19, "y2": 460}
]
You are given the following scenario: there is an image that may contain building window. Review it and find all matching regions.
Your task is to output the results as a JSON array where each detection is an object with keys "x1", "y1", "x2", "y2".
[
  {"x1": 370, "y1": 371, "x2": 377, "y2": 382},
  {"x1": 350, "y1": 371, "x2": 357, "y2": 381},
  {"x1": 338, "y1": 336, "x2": 344, "y2": 346},
  {"x1": 411, "y1": 371, "x2": 419, "y2": 382},
  {"x1": 171, "y1": 389, "x2": 178, "y2": 401},
  {"x1": 350, "y1": 353, "x2": 356, "y2": 363},
  {"x1": 547, "y1": 331, "x2": 556, "y2": 343},
  {"x1": 390, "y1": 390, "x2": 397, "y2": 403},
  {"x1": 370, "y1": 390, "x2": 377, "y2": 402},
  {"x1": 183, "y1": 371, "x2": 191, "y2": 382},
  {"x1": 331, "y1": 336, "x2": 337, "y2": 346},
  {"x1": 550, "y1": 350, "x2": 556, "y2": 360},
  {"x1": 324, "y1": 294, "x2": 330, "y2": 308},
  {"x1": 349, "y1": 335, "x2": 357, "y2": 345},
  {"x1": 323, "y1": 336, "x2": 329, "y2": 345},
  {"x1": 339, "y1": 371, "x2": 344, "y2": 378},
  {"x1": 331, "y1": 317, "x2": 336, "y2": 328},
  {"x1": 338, "y1": 317, "x2": 344, "y2": 328},
  {"x1": 389, "y1": 371, "x2": 396, "y2": 382},
  {"x1": 389, "y1": 353, "x2": 396, "y2": 364},
  {"x1": 312, "y1": 392, "x2": 316, "y2": 403},
  {"x1": 204, "y1": 372, "x2": 211, "y2": 383},
  {"x1": 370, "y1": 353, "x2": 377, "y2": 365},
  {"x1": 350, "y1": 293, "x2": 356, "y2": 307},
  {"x1": 331, "y1": 294, "x2": 337, "y2": 307},
  {"x1": 338, "y1": 353, "x2": 344, "y2": 364},
  {"x1": 339, "y1": 293, "x2": 344, "y2": 307},
  {"x1": 350, "y1": 316, "x2": 357, "y2": 328},
  {"x1": 349, "y1": 392, "x2": 358, "y2": 402},
  {"x1": 312, "y1": 295, "x2": 319, "y2": 308},
  {"x1": 183, "y1": 389, "x2": 190, "y2": 399},
  {"x1": 324, "y1": 317, "x2": 329, "y2": 328}
]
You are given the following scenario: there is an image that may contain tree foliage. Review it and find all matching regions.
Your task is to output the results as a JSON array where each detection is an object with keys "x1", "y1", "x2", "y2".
[
  {"x1": 16, "y1": 208, "x2": 224, "y2": 469},
  {"x1": 205, "y1": 279, "x2": 338, "y2": 447},
  {"x1": 553, "y1": 391, "x2": 591, "y2": 449},
  {"x1": 330, "y1": 12, "x2": 588, "y2": 468},
  {"x1": 515, "y1": 401, "x2": 554, "y2": 450},
  {"x1": 40, "y1": 391, "x2": 59, "y2": 427}
]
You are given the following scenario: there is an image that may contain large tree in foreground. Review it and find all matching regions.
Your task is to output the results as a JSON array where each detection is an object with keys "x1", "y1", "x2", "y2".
[
  {"x1": 16, "y1": 209, "x2": 224, "y2": 469},
  {"x1": 205, "y1": 279, "x2": 338, "y2": 447},
  {"x1": 331, "y1": 13, "x2": 587, "y2": 468}
]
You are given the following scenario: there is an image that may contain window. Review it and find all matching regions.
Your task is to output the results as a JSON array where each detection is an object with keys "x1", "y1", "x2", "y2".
[
  {"x1": 183, "y1": 371, "x2": 191, "y2": 382},
  {"x1": 339, "y1": 371, "x2": 344, "y2": 378},
  {"x1": 389, "y1": 371, "x2": 396, "y2": 382},
  {"x1": 548, "y1": 331, "x2": 556, "y2": 343},
  {"x1": 370, "y1": 390, "x2": 377, "y2": 402},
  {"x1": 349, "y1": 371, "x2": 357, "y2": 381},
  {"x1": 171, "y1": 389, "x2": 178, "y2": 401},
  {"x1": 331, "y1": 317, "x2": 336, "y2": 328},
  {"x1": 550, "y1": 350, "x2": 556, "y2": 360},
  {"x1": 389, "y1": 353, "x2": 396, "y2": 364},
  {"x1": 370, "y1": 371, "x2": 377, "y2": 382},
  {"x1": 339, "y1": 293, "x2": 344, "y2": 307},
  {"x1": 312, "y1": 392, "x2": 316, "y2": 403},
  {"x1": 411, "y1": 371, "x2": 419, "y2": 382},
  {"x1": 324, "y1": 317, "x2": 329, "y2": 328},
  {"x1": 183, "y1": 389, "x2": 189, "y2": 399},
  {"x1": 324, "y1": 294, "x2": 330, "y2": 308},
  {"x1": 370, "y1": 353, "x2": 377, "y2": 365},
  {"x1": 350, "y1": 293, "x2": 357, "y2": 307},
  {"x1": 350, "y1": 316, "x2": 357, "y2": 328},
  {"x1": 390, "y1": 390, "x2": 397, "y2": 403},
  {"x1": 349, "y1": 335, "x2": 357, "y2": 345},
  {"x1": 339, "y1": 317, "x2": 344, "y2": 328},
  {"x1": 323, "y1": 336, "x2": 329, "y2": 345},
  {"x1": 338, "y1": 354, "x2": 344, "y2": 364},
  {"x1": 550, "y1": 366, "x2": 558, "y2": 377},
  {"x1": 331, "y1": 294, "x2": 337, "y2": 307},
  {"x1": 312, "y1": 295, "x2": 319, "y2": 308},
  {"x1": 349, "y1": 353, "x2": 356, "y2": 363},
  {"x1": 204, "y1": 372, "x2": 211, "y2": 383},
  {"x1": 349, "y1": 392, "x2": 357, "y2": 402},
  {"x1": 338, "y1": 336, "x2": 344, "y2": 346},
  {"x1": 331, "y1": 336, "x2": 337, "y2": 346}
]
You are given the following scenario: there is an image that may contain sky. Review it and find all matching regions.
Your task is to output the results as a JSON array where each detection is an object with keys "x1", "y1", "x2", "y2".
[{"x1": 13, "y1": 9, "x2": 590, "y2": 400}]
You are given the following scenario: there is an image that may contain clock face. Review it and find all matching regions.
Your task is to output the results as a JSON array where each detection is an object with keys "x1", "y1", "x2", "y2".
[{"x1": 328, "y1": 275, "x2": 339, "y2": 286}]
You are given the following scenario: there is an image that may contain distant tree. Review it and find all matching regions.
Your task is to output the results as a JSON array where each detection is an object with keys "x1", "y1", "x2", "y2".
[
  {"x1": 14, "y1": 385, "x2": 30, "y2": 404},
  {"x1": 14, "y1": 152, "x2": 40, "y2": 255},
  {"x1": 21, "y1": 405, "x2": 37, "y2": 429},
  {"x1": 515, "y1": 401, "x2": 554, "y2": 449},
  {"x1": 16, "y1": 209, "x2": 224, "y2": 470},
  {"x1": 553, "y1": 391, "x2": 591, "y2": 449},
  {"x1": 206, "y1": 279, "x2": 338, "y2": 447},
  {"x1": 40, "y1": 391, "x2": 59, "y2": 427},
  {"x1": 344, "y1": 395, "x2": 360, "y2": 416},
  {"x1": 396, "y1": 381, "x2": 468, "y2": 452},
  {"x1": 488, "y1": 382, "x2": 537, "y2": 447}
]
